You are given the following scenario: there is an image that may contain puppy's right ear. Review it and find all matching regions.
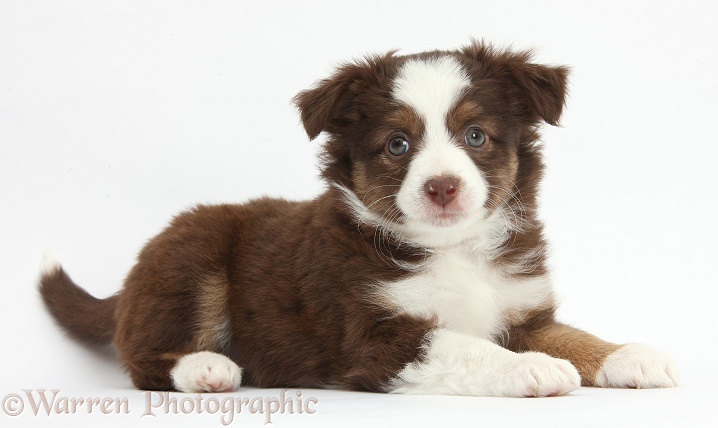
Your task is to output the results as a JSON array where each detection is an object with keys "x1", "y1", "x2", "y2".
[{"x1": 294, "y1": 55, "x2": 391, "y2": 140}]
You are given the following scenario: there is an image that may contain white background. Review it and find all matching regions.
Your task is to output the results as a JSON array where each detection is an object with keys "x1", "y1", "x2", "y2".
[{"x1": 1, "y1": 0, "x2": 717, "y2": 427}]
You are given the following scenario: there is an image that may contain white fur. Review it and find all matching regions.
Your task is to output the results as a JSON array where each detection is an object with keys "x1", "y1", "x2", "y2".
[
  {"x1": 392, "y1": 56, "x2": 470, "y2": 121},
  {"x1": 170, "y1": 351, "x2": 242, "y2": 393},
  {"x1": 41, "y1": 251, "x2": 61, "y2": 275},
  {"x1": 376, "y1": 243, "x2": 554, "y2": 340},
  {"x1": 595, "y1": 343, "x2": 679, "y2": 388},
  {"x1": 388, "y1": 329, "x2": 580, "y2": 397}
]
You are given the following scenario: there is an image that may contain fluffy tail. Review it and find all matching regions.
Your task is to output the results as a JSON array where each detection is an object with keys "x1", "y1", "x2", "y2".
[{"x1": 38, "y1": 256, "x2": 117, "y2": 346}]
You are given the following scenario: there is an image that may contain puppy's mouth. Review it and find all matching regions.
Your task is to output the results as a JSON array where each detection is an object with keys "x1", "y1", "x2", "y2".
[{"x1": 420, "y1": 207, "x2": 467, "y2": 227}]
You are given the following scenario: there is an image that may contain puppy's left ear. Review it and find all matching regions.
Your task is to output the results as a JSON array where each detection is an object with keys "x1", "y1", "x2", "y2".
[
  {"x1": 511, "y1": 62, "x2": 569, "y2": 126},
  {"x1": 294, "y1": 55, "x2": 390, "y2": 140},
  {"x1": 461, "y1": 43, "x2": 569, "y2": 126}
]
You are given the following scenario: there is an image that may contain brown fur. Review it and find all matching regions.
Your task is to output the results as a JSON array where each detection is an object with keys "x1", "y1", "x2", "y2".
[
  {"x1": 505, "y1": 310, "x2": 621, "y2": 386},
  {"x1": 39, "y1": 41, "x2": 623, "y2": 392}
]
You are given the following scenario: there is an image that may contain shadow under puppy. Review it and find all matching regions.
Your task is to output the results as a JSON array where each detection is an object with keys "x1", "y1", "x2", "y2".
[{"x1": 40, "y1": 41, "x2": 677, "y2": 397}]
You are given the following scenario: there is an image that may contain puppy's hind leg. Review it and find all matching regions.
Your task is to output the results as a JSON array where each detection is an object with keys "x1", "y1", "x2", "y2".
[
  {"x1": 118, "y1": 274, "x2": 242, "y2": 392},
  {"x1": 169, "y1": 274, "x2": 242, "y2": 393}
]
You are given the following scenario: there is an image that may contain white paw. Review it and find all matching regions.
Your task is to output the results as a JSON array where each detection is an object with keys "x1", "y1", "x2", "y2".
[
  {"x1": 170, "y1": 351, "x2": 242, "y2": 393},
  {"x1": 499, "y1": 352, "x2": 581, "y2": 397},
  {"x1": 595, "y1": 343, "x2": 678, "y2": 389},
  {"x1": 388, "y1": 330, "x2": 580, "y2": 397}
]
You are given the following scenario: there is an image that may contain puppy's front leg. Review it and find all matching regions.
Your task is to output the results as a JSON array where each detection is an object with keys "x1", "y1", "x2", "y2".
[
  {"x1": 508, "y1": 319, "x2": 678, "y2": 388},
  {"x1": 389, "y1": 328, "x2": 580, "y2": 397}
]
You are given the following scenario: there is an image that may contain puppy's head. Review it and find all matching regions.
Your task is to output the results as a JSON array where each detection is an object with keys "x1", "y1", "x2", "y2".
[{"x1": 295, "y1": 42, "x2": 568, "y2": 247}]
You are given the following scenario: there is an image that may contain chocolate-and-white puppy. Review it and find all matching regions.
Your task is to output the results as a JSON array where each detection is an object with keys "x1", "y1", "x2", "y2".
[{"x1": 40, "y1": 42, "x2": 677, "y2": 396}]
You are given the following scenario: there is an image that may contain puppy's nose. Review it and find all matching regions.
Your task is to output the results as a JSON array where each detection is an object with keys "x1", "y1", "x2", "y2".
[{"x1": 424, "y1": 176, "x2": 459, "y2": 207}]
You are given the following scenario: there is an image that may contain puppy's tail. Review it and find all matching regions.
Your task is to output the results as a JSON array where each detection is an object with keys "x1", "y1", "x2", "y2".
[{"x1": 38, "y1": 255, "x2": 117, "y2": 346}]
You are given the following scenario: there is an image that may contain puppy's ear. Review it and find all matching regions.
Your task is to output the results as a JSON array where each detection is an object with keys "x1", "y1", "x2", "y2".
[
  {"x1": 294, "y1": 68, "x2": 353, "y2": 140},
  {"x1": 511, "y1": 62, "x2": 569, "y2": 126},
  {"x1": 462, "y1": 42, "x2": 569, "y2": 126},
  {"x1": 294, "y1": 55, "x2": 391, "y2": 140}
]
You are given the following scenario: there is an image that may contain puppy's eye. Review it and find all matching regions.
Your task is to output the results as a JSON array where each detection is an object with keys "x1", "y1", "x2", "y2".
[
  {"x1": 387, "y1": 136, "x2": 410, "y2": 156},
  {"x1": 465, "y1": 127, "x2": 488, "y2": 148}
]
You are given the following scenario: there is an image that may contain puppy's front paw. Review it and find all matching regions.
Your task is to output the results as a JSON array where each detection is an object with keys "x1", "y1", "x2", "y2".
[
  {"x1": 501, "y1": 352, "x2": 581, "y2": 397},
  {"x1": 595, "y1": 343, "x2": 678, "y2": 389},
  {"x1": 170, "y1": 351, "x2": 242, "y2": 393}
]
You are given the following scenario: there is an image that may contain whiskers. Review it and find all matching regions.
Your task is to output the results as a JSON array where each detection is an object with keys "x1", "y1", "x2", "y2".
[
  {"x1": 333, "y1": 183, "x2": 422, "y2": 272},
  {"x1": 482, "y1": 175, "x2": 548, "y2": 275},
  {"x1": 483, "y1": 175, "x2": 530, "y2": 232},
  {"x1": 363, "y1": 189, "x2": 415, "y2": 271}
]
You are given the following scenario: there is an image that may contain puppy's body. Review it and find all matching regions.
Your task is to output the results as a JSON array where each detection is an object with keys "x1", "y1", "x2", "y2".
[{"x1": 40, "y1": 43, "x2": 677, "y2": 396}]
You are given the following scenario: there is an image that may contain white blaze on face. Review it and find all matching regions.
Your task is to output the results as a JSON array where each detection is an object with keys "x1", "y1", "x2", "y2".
[{"x1": 393, "y1": 56, "x2": 490, "y2": 233}]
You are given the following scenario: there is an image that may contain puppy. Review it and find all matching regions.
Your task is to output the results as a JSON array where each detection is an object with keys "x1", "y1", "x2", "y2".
[{"x1": 40, "y1": 42, "x2": 677, "y2": 396}]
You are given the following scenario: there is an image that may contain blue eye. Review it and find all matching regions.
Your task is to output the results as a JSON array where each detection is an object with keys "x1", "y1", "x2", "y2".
[
  {"x1": 465, "y1": 127, "x2": 487, "y2": 148},
  {"x1": 387, "y1": 136, "x2": 410, "y2": 156}
]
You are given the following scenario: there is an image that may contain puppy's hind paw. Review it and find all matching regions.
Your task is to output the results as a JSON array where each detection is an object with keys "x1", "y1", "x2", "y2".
[
  {"x1": 170, "y1": 351, "x2": 242, "y2": 393},
  {"x1": 595, "y1": 343, "x2": 678, "y2": 389}
]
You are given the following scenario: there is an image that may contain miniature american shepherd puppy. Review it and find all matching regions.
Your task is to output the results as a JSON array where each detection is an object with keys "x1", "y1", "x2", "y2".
[{"x1": 40, "y1": 41, "x2": 677, "y2": 397}]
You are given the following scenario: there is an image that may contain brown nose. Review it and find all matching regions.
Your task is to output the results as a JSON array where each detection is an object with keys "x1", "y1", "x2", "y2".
[{"x1": 424, "y1": 176, "x2": 459, "y2": 207}]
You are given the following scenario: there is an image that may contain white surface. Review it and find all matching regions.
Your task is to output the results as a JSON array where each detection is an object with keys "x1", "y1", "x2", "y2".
[{"x1": 1, "y1": 0, "x2": 717, "y2": 426}]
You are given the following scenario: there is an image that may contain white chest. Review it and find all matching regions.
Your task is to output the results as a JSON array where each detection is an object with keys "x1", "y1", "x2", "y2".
[{"x1": 378, "y1": 248, "x2": 553, "y2": 339}]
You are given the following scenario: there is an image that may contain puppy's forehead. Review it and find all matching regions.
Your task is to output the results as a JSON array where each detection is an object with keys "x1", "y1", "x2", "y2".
[{"x1": 392, "y1": 56, "x2": 471, "y2": 124}]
